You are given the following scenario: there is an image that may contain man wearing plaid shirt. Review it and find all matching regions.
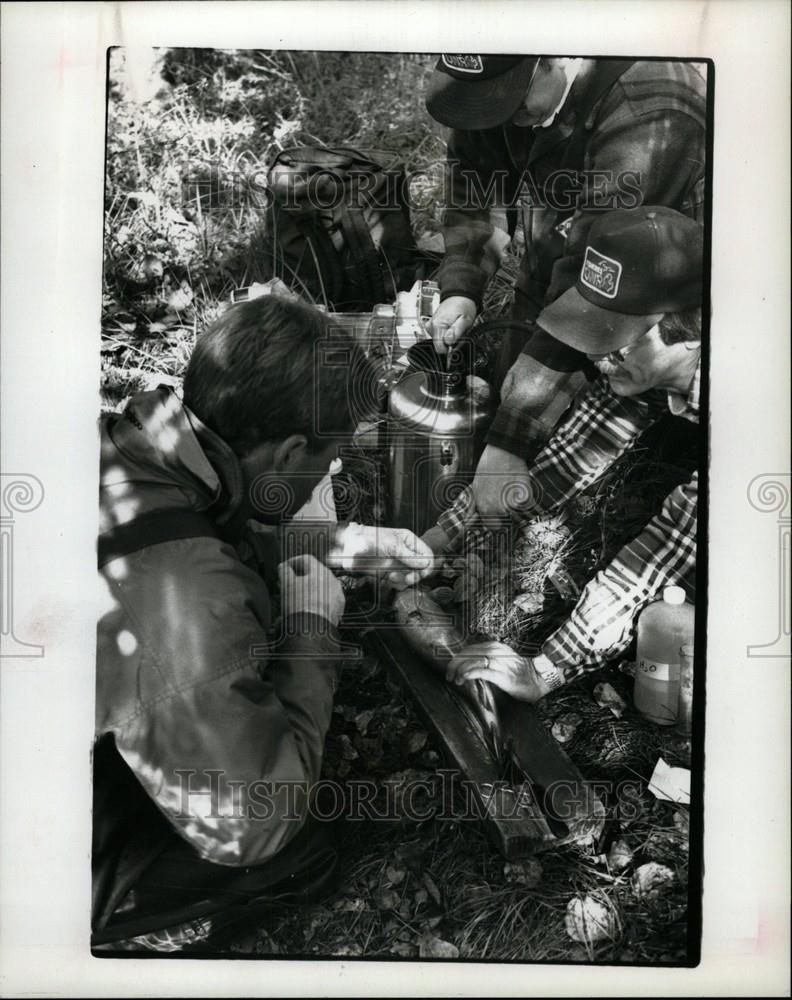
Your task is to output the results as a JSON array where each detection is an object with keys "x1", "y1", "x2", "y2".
[
  {"x1": 423, "y1": 55, "x2": 706, "y2": 520},
  {"x1": 433, "y1": 207, "x2": 703, "y2": 701}
]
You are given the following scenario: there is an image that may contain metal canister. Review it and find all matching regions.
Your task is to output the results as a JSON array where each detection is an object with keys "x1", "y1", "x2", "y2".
[{"x1": 387, "y1": 340, "x2": 494, "y2": 536}]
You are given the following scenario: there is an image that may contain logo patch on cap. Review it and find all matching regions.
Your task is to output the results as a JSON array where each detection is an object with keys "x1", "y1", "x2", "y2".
[
  {"x1": 581, "y1": 246, "x2": 622, "y2": 299},
  {"x1": 442, "y1": 54, "x2": 484, "y2": 74}
]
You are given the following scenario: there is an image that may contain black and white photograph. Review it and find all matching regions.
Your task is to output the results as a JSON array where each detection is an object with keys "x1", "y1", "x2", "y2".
[
  {"x1": 93, "y1": 45, "x2": 709, "y2": 961},
  {"x1": 0, "y1": 2, "x2": 789, "y2": 996}
]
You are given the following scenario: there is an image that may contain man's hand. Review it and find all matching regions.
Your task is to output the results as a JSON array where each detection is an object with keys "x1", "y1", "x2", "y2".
[
  {"x1": 429, "y1": 296, "x2": 477, "y2": 356},
  {"x1": 279, "y1": 554, "x2": 345, "y2": 626},
  {"x1": 446, "y1": 641, "x2": 553, "y2": 702},
  {"x1": 330, "y1": 524, "x2": 435, "y2": 589},
  {"x1": 471, "y1": 445, "x2": 536, "y2": 518}
]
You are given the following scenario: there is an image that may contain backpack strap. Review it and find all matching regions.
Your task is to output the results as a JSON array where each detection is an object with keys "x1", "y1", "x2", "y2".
[
  {"x1": 340, "y1": 201, "x2": 387, "y2": 304},
  {"x1": 561, "y1": 59, "x2": 636, "y2": 172},
  {"x1": 98, "y1": 509, "x2": 219, "y2": 569},
  {"x1": 287, "y1": 213, "x2": 344, "y2": 304}
]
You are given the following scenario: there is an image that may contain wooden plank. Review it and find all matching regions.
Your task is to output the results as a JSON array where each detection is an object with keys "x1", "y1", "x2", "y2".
[
  {"x1": 360, "y1": 622, "x2": 562, "y2": 859},
  {"x1": 495, "y1": 693, "x2": 606, "y2": 843}
]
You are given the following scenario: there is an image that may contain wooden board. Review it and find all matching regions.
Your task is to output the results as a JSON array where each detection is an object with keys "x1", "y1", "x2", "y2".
[{"x1": 358, "y1": 621, "x2": 573, "y2": 859}]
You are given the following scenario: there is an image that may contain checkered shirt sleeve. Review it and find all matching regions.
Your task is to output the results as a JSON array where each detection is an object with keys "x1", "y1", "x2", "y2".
[
  {"x1": 437, "y1": 373, "x2": 700, "y2": 682},
  {"x1": 437, "y1": 378, "x2": 666, "y2": 544},
  {"x1": 542, "y1": 472, "x2": 698, "y2": 678}
]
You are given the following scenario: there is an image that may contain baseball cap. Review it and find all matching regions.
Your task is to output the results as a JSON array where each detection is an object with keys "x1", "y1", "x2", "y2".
[
  {"x1": 425, "y1": 54, "x2": 540, "y2": 130},
  {"x1": 537, "y1": 207, "x2": 704, "y2": 354}
]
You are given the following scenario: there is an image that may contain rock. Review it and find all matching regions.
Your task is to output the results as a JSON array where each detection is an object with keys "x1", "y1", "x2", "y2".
[
  {"x1": 422, "y1": 872, "x2": 442, "y2": 906},
  {"x1": 333, "y1": 943, "x2": 363, "y2": 957},
  {"x1": 645, "y1": 829, "x2": 684, "y2": 862},
  {"x1": 385, "y1": 865, "x2": 406, "y2": 886},
  {"x1": 565, "y1": 894, "x2": 618, "y2": 944},
  {"x1": 378, "y1": 889, "x2": 400, "y2": 910},
  {"x1": 673, "y1": 809, "x2": 690, "y2": 838},
  {"x1": 333, "y1": 897, "x2": 366, "y2": 913},
  {"x1": 607, "y1": 838, "x2": 634, "y2": 872},
  {"x1": 418, "y1": 933, "x2": 459, "y2": 959},
  {"x1": 339, "y1": 734, "x2": 359, "y2": 761},
  {"x1": 354, "y1": 708, "x2": 376, "y2": 735},
  {"x1": 166, "y1": 279, "x2": 194, "y2": 312},
  {"x1": 552, "y1": 712, "x2": 582, "y2": 744},
  {"x1": 632, "y1": 862, "x2": 675, "y2": 899},
  {"x1": 503, "y1": 859, "x2": 543, "y2": 888},
  {"x1": 513, "y1": 591, "x2": 544, "y2": 614},
  {"x1": 405, "y1": 730, "x2": 428, "y2": 755},
  {"x1": 593, "y1": 682, "x2": 627, "y2": 718}
]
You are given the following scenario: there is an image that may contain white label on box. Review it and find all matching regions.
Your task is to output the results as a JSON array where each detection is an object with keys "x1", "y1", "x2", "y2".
[{"x1": 638, "y1": 657, "x2": 674, "y2": 681}]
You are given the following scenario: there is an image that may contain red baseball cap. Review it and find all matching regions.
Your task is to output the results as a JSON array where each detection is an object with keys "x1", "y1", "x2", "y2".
[
  {"x1": 425, "y1": 54, "x2": 539, "y2": 130},
  {"x1": 537, "y1": 207, "x2": 704, "y2": 354}
]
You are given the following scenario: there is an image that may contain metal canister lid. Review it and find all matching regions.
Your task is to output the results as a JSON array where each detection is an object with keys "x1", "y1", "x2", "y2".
[{"x1": 663, "y1": 585, "x2": 686, "y2": 605}]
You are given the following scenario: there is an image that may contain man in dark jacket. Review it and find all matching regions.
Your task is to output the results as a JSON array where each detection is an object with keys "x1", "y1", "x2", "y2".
[
  {"x1": 94, "y1": 294, "x2": 433, "y2": 950},
  {"x1": 424, "y1": 55, "x2": 707, "y2": 518}
]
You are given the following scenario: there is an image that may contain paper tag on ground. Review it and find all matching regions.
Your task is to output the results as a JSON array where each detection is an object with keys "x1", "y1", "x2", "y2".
[{"x1": 648, "y1": 756, "x2": 691, "y2": 805}]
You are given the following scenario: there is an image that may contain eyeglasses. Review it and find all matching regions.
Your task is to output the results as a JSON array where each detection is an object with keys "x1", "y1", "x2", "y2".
[{"x1": 588, "y1": 322, "x2": 660, "y2": 368}]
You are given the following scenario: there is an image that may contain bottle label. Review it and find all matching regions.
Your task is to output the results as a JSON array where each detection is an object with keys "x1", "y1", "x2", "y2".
[{"x1": 638, "y1": 657, "x2": 675, "y2": 681}]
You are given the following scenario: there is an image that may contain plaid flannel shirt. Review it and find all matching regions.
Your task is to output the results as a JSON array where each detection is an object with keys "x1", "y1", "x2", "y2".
[
  {"x1": 437, "y1": 60, "x2": 707, "y2": 457},
  {"x1": 437, "y1": 364, "x2": 701, "y2": 681}
]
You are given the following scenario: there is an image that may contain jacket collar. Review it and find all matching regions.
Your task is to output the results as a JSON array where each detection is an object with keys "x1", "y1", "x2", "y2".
[
  {"x1": 103, "y1": 386, "x2": 247, "y2": 528},
  {"x1": 667, "y1": 361, "x2": 701, "y2": 422}
]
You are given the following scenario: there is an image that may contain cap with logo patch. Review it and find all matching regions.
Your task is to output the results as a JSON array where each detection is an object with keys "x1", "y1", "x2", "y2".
[
  {"x1": 537, "y1": 206, "x2": 703, "y2": 354},
  {"x1": 425, "y1": 54, "x2": 540, "y2": 130}
]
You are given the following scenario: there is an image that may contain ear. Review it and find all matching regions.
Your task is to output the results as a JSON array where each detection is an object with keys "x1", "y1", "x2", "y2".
[{"x1": 272, "y1": 433, "x2": 309, "y2": 472}]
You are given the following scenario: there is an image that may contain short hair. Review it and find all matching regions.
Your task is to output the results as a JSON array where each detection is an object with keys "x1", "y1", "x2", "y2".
[
  {"x1": 658, "y1": 308, "x2": 702, "y2": 346},
  {"x1": 183, "y1": 295, "x2": 373, "y2": 457}
]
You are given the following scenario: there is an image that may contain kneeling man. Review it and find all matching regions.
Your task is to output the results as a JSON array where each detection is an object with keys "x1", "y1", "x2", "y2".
[
  {"x1": 434, "y1": 207, "x2": 703, "y2": 701},
  {"x1": 94, "y1": 294, "x2": 432, "y2": 949}
]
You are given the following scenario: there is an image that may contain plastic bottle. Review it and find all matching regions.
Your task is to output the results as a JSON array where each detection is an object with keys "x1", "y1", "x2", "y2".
[{"x1": 634, "y1": 586, "x2": 695, "y2": 726}]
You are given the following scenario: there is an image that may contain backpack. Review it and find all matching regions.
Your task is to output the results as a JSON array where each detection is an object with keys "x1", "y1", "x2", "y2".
[{"x1": 265, "y1": 144, "x2": 428, "y2": 311}]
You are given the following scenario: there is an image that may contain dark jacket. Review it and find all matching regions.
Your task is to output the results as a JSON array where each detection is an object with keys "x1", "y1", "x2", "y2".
[
  {"x1": 96, "y1": 387, "x2": 341, "y2": 867},
  {"x1": 438, "y1": 59, "x2": 708, "y2": 313},
  {"x1": 438, "y1": 59, "x2": 708, "y2": 458}
]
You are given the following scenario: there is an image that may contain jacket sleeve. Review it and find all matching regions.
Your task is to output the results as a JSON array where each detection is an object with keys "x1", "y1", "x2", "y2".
[
  {"x1": 107, "y1": 539, "x2": 343, "y2": 867},
  {"x1": 437, "y1": 128, "x2": 521, "y2": 307},
  {"x1": 545, "y1": 101, "x2": 707, "y2": 306},
  {"x1": 542, "y1": 472, "x2": 697, "y2": 679}
]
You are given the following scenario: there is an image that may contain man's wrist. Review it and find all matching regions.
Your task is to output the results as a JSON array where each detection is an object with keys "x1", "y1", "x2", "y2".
[{"x1": 531, "y1": 652, "x2": 565, "y2": 694}]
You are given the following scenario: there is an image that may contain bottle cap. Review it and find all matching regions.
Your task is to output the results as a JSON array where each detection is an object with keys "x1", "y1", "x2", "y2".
[{"x1": 663, "y1": 585, "x2": 686, "y2": 605}]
